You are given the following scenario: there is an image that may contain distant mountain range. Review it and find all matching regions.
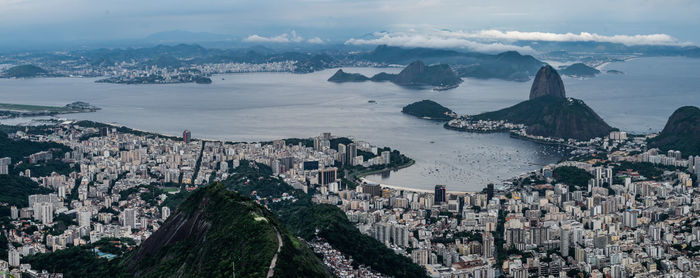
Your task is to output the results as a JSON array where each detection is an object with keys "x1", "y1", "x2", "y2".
[
  {"x1": 363, "y1": 46, "x2": 544, "y2": 82},
  {"x1": 4, "y1": 39, "x2": 700, "y2": 83}
]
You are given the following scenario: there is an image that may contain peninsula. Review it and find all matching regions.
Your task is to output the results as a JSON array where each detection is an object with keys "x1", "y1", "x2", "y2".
[
  {"x1": 0, "y1": 101, "x2": 100, "y2": 119},
  {"x1": 445, "y1": 65, "x2": 613, "y2": 141}
]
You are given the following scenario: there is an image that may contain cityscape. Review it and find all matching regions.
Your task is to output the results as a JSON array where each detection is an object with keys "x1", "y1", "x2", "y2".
[
  {"x1": 0, "y1": 114, "x2": 698, "y2": 277},
  {"x1": 0, "y1": 1, "x2": 699, "y2": 277}
]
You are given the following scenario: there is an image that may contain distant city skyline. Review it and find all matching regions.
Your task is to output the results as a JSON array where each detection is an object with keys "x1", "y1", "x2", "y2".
[{"x1": 1, "y1": 0, "x2": 699, "y2": 49}]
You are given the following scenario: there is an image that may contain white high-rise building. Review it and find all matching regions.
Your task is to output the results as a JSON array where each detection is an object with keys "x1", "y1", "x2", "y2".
[
  {"x1": 162, "y1": 206, "x2": 171, "y2": 221},
  {"x1": 8, "y1": 248, "x2": 20, "y2": 267},
  {"x1": 40, "y1": 203, "x2": 53, "y2": 225},
  {"x1": 561, "y1": 229, "x2": 570, "y2": 257},
  {"x1": 78, "y1": 208, "x2": 91, "y2": 228},
  {"x1": 10, "y1": 206, "x2": 18, "y2": 220},
  {"x1": 381, "y1": 151, "x2": 391, "y2": 165},
  {"x1": 0, "y1": 157, "x2": 10, "y2": 175},
  {"x1": 58, "y1": 185, "x2": 66, "y2": 199},
  {"x1": 124, "y1": 208, "x2": 137, "y2": 229}
]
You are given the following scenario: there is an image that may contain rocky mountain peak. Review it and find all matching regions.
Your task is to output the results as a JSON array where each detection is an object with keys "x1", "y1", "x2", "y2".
[{"x1": 529, "y1": 65, "x2": 566, "y2": 100}]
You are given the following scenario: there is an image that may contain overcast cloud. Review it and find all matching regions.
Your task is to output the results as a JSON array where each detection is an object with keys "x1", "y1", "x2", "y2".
[
  {"x1": 0, "y1": 0, "x2": 698, "y2": 47},
  {"x1": 344, "y1": 29, "x2": 691, "y2": 52}
]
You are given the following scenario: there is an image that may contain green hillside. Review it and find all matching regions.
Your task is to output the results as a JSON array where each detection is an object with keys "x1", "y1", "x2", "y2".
[
  {"x1": 3, "y1": 64, "x2": 49, "y2": 78},
  {"x1": 225, "y1": 161, "x2": 429, "y2": 278},
  {"x1": 125, "y1": 183, "x2": 331, "y2": 278},
  {"x1": 0, "y1": 175, "x2": 52, "y2": 207},
  {"x1": 649, "y1": 106, "x2": 700, "y2": 156}
]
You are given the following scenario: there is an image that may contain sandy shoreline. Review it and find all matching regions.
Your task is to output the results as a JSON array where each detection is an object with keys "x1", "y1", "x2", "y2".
[{"x1": 359, "y1": 177, "x2": 475, "y2": 195}]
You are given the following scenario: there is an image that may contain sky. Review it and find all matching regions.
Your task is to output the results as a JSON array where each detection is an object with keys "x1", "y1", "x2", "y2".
[{"x1": 1, "y1": 0, "x2": 699, "y2": 49}]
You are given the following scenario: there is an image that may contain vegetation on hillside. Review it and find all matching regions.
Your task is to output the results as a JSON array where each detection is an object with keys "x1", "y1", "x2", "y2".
[
  {"x1": 0, "y1": 175, "x2": 53, "y2": 207},
  {"x1": 22, "y1": 238, "x2": 134, "y2": 278},
  {"x1": 648, "y1": 106, "x2": 700, "y2": 156},
  {"x1": 224, "y1": 162, "x2": 428, "y2": 278},
  {"x1": 560, "y1": 63, "x2": 600, "y2": 77},
  {"x1": 553, "y1": 166, "x2": 593, "y2": 191},
  {"x1": 402, "y1": 99, "x2": 454, "y2": 121},
  {"x1": 0, "y1": 130, "x2": 70, "y2": 162},
  {"x1": 125, "y1": 183, "x2": 330, "y2": 278},
  {"x1": 3, "y1": 64, "x2": 49, "y2": 78}
]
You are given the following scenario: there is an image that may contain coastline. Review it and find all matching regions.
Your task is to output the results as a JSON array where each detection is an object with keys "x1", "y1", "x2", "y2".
[{"x1": 359, "y1": 177, "x2": 475, "y2": 195}]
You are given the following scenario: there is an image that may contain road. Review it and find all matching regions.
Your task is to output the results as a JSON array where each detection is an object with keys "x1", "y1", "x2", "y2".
[{"x1": 266, "y1": 227, "x2": 283, "y2": 278}]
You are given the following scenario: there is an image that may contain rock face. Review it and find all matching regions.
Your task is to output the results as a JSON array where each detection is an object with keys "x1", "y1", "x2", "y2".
[
  {"x1": 529, "y1": 65, "x2": 566, "y2": 100},
  {"x1": 126, "y1": 183, "x2": 330, "y2": 278},
  {"x1": 473, "y1": 64, "x2": 613, "y2": 140},
  {"x1": 649, "y1": 106, "x2": 700, "y2": 155}
]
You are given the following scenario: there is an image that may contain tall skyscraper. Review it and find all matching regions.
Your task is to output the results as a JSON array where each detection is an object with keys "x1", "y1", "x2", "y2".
[
  {"x1": 183, "y1": 130, "x2": 191, "y2": 143},
  {"x1": 318, "y1": 167, "x2": 337, "y2": 186},
  {"x1": 346, "y1": 143, "x2": 357, "y2": 166},
  {"x1": 40, "y1": 203, "x2": 53, "y2": 225},
  {"x1": 435, "y1": 185, "x2": 447, "y2": 204},
  {"x1": 78, "y1": 207, "x2": 91, "y2": 228},
  {"x1": 313, "y1": 137, "x2": 321, "y2": 151},
  {"x1": 560, "y1": 229, "x2": 570, "y2": 257},
  {"x1": 483, "y1": 232, "x2": 494, "y2": 258},
  {"x1": 381, "y1": 151, "x2": 391, "y2": 164},
  {"x1": 10, "y1": 206, "x2": 18, "y2": 220},
  {"x1": 8, "y1": 248, "x2": 20, "y2": 267},
  {"x1": 124, "y1": 208, "x2": 137, "y2": 229},
  {"x1": 0, "y1": 157, "x2": 10, "y2": 175},
  {"x1": 487, "y1": 183, "x2": 494, "y2": 201}
]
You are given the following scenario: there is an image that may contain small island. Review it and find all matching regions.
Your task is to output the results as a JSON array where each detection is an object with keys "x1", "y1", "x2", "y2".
[
  {"x1": 328, "y1": 69, "x2": 370, "y2": 82},
  {"x1": 606, "y1": 69, "x2": 624, "y2": 75},
  {"x1": 328, "y1": 60, "x2": 463, "y2": 90},
  {"x1": 0, "y1": 101, "x2": 100, "y2": 119},
  {"x1": 559, "y1": 63, "x2": 600, "y2": 77},
  {"x1": 401, "y1": 100, "x2": 456, "y2": 121}
]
